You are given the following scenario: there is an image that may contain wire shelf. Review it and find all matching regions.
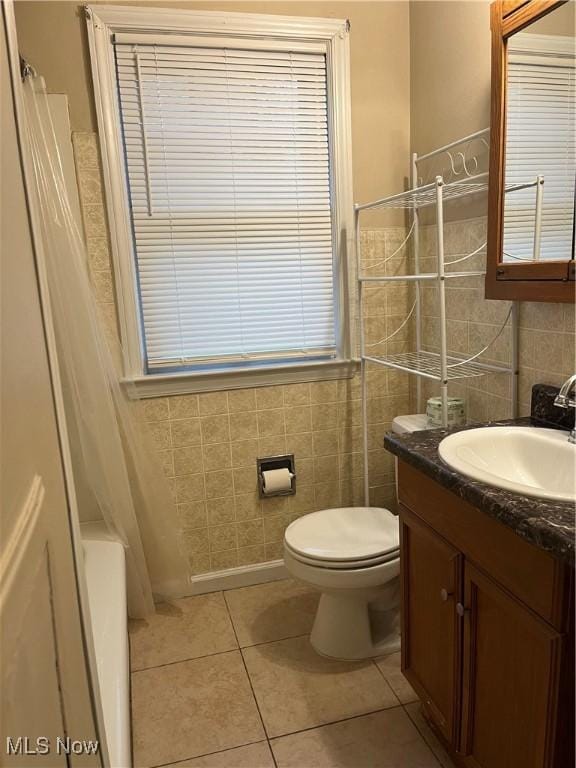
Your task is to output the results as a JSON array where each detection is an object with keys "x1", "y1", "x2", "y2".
[
  {"x1": 362, "y1": 350, "x2": 511, "y2": 381},
  {"x1": 355, "y1": 174, "x2": 489, "y2": 212},
  {"x1": 354, "y1": 128, "x2": 519, "y2": 506},
  {"x1": 356, "y1": 174, "x2": 540, "y2": 213},
  {"x1": 358, "y1": 270, "x2": 486, "y2": 283}
]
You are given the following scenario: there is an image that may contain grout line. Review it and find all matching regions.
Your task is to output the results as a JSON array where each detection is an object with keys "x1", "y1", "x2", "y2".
[
  {"x1": 149, "y1": 738, "x2": 268, "y2": 768},
  {"x1": 220, "y1": 587, "x2": 405, "y2": 766},
  {"x1": 130, "y1": 608, "x2": 311, "y2": 674},
  {"x1": 131, "y1": 586, "x2": 432, "y2": 767},
  {"x1": 131, "y1": 646, "x2": 241, "y2": 675},
  {"x1": 402, "y1": 702, "x2": 449, "y2": 768},
  {"x1": 238, "y1": 631, "x2": 311, "y2": 651},
  {"x1": 268, "y1": 734, "x2": 279, "y2": 767},
  {"x1": 369, "y1": 657, "x2": 403, "y2": 707},
  {"x1": 222, "y1": 590, "x2": 275, "y2": 763},
  {"x1": 267, "y1": 703, "x2": 406, "y2": 744}
]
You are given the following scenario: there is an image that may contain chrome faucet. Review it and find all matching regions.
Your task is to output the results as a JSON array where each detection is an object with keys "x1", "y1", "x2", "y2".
[{"x1": 554, "y1": 374, "x2": 576, "y2": 444}]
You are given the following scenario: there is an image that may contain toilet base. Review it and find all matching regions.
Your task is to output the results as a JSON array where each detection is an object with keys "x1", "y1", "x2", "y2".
[
  {"x1": 282, "y1": 539, "x2": 401, "y2": 661},
  {"x1": 309, "y1": 582, "x2": 400, "y2": 660}
]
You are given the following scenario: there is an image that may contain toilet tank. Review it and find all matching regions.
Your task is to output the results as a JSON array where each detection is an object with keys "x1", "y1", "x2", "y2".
[
  {"x1": 391, "y1": 414, "x2": 429, "y2": 435},
  {"x1": 391, "y1": 414, "x2": 429, "y2": 501}
]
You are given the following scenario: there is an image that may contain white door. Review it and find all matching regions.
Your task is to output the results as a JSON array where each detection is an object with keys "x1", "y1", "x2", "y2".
[{"x1": 0, "y1": 6, "x2": 103, "y2": 766}]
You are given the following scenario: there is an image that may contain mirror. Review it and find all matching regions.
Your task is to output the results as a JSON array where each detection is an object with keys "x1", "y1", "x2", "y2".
[{"x1": 502, "y1": 2, "x2": 575, "y2": 265}]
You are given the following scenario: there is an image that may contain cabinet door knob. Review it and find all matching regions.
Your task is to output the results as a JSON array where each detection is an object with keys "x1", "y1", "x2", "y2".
[
  {"x1": 440, "y1": 588, "x2": 453, "y2": 602},
  {"x1": 456, "y1": 602, "x2": 469, "y2": 617}
]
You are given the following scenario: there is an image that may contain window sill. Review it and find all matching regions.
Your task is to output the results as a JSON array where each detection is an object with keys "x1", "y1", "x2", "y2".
[{"x1": 122, "y1": 358, "x2": 359, "y2": 399}]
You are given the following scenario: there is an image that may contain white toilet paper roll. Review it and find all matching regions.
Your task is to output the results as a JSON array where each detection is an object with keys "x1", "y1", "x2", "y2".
[{"x1": 262, "y1": 467, "x2": 293, "y2": 494}]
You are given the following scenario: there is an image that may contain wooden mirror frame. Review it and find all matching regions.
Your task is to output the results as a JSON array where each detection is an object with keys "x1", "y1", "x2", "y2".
[{"x1": 486, "y1": 0, "x2": 575, "y2": 303}]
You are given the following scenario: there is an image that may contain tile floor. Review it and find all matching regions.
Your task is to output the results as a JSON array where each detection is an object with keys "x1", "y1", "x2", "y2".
[{"x1": 129, "y1": 579, "x2": 455, "y2": 768}]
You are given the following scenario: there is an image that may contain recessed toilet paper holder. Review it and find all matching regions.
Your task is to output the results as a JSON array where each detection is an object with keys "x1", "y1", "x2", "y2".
[{"x1": 257, "y1": 454, "x2": 296, "y2": 498}]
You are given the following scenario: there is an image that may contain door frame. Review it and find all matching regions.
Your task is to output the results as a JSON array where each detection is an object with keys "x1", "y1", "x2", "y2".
[{"x1": 2, "y1": 2, "x2": 109, "y2": 763}]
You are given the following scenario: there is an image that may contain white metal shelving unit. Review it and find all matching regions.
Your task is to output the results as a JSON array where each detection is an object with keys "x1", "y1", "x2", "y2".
[{"x1": 355, "y1": 128, "x2": 525, "y2": 506}]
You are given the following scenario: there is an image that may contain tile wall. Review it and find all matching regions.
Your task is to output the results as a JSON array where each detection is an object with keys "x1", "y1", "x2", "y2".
[
  {"x1": 72, "y1": 132, "x2": 411, "y2": 575},
  {"x1": 416, "y1": 217, "x2": 575, "y2": 420},
  {"x1": 72, "y1": 132, "x2": 575, "y2": 576}
]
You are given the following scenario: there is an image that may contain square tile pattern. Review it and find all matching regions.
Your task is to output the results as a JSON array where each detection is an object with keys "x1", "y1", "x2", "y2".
[
  {"x1": 270, "y1": 709, "x2": 440, "y2": 767},
  {"x1": 416, "y1": 217, "x2": 576, "y2": 423},
  {"x1": 75, "y1": 131, "x2": 575, "y2": 577},
  {"x1": 129, "y1": 592, "x2": 237, "y2": 671},
  {"x1": 224, "y1": 579, "x2": 319, "y2": 647},
  {"x1": 72, "y1": 132, "x2": 410, "y2": 576},
  {"x1": 242, "y1": 635, "x2": 400, "y2": 738},
  {"x1": 130, "y1": 579, "x2": 453, "y2": 767},
  {"x1": 132, "y1": 651, "x2": 265, "y2": 767}
]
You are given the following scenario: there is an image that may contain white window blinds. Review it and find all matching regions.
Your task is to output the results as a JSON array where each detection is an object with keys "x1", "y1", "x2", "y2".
[
  {"x1": 503, "y1": 37, "x2": 575, "y2": 263},
  {"x1": 114, "y1": 41, "x2": 337, "y2": 371}
]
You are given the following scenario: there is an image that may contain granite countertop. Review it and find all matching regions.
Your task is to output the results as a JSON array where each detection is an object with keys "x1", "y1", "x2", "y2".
[{"x1": 384, "y1": 388, "x2": 575, "y2": 567}]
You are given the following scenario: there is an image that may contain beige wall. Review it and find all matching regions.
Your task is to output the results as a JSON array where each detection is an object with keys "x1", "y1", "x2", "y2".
[
  {"x1": 408, "y1": 0, "x2": 573, "y2": 157},
  {"x1": 409, "y1": 0, "x2": 575, "y2": 416},
  {"x1": 409, "y1": 0, "x2": 491, "y2": 157},
  {"x1": 15, "y1": 1, "x2": 411, "y2": 213},
  {"x1": 408, "y1": 0, "x2": 575, "y2": 154},
  {"x1": 527, "y1": 1, "x2": 575, "y2": 35},
  {"x1": 14, "y1": 2, "x2": 413, "y2": 574},
  {"x1": 417, "y1": 216, "x2": 575, "y2": 420},
  {"x1": 74, "y1": 130, "x2": 415, "y2": 572},
  {"x1": 14, "y1": 2, "x2": 574, "y2": 577},
  {"x1": 73, "y1": 129, "x2": 411, "y2": 573}
]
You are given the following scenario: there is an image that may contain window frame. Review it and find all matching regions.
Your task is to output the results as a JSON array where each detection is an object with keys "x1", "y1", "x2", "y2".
[{"x1": 86, "y1": 5, "x2": 357, "y2": 397}]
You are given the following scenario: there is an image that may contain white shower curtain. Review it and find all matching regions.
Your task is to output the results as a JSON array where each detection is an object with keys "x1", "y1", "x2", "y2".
[{"x1": 22, "y1": 73, "x2": 189, "y2": 617}]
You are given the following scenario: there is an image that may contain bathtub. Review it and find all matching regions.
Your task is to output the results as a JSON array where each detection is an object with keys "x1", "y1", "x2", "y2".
[{"x1": 82, "y1": 524, "x2": 131, "y2": 768}]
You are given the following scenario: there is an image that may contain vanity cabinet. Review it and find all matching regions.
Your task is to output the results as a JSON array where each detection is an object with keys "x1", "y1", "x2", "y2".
[
  {"x1": 398, "y1": 461, "x2": 574, "y2": 768},
  {"x1": 459, "y1": 562, "x2": 564, "y2": 767},
  {"x1": 401, "y1": 511, "x2": 461, "y2": 745}
]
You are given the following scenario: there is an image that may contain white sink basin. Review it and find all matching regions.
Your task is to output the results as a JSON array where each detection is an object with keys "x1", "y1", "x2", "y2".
[{"x1": 438, "y1": 427, "x2": 576, "y2": 503}]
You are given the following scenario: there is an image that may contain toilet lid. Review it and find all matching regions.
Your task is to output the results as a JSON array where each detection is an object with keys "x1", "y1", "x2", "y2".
[
  {"x1": 284, "y1": 507, "x2": 399, "y2": 562},
  {"x1": 284, "y1": 541, "x2": 399, "y2": 570}
]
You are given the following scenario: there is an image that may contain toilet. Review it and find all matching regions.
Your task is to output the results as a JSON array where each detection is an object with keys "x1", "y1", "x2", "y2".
[{"x1": 283, "y1": 413, "x2": 428, "y2": 660}]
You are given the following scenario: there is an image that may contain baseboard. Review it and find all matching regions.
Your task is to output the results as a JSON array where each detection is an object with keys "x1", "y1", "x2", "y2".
[{"x1": 188, "y1": 559, "x2": 289, "y2": 595}]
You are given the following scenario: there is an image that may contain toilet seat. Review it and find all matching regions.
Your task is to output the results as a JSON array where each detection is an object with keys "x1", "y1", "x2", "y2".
[
  {"x1": 283, "y1": 543, "x2": 401, "y2": 590},
  {"x1": 284, "y1": 541, "x2": 399, "y2": 570},
  {"x1": 284, "y1": 506, "x2": 399, "y2": 564}
]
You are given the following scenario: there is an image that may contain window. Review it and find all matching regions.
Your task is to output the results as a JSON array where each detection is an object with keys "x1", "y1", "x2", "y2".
[
  {"x1": 504, "y1": 33, "x2": 575, "y2": 262},
  {"x1": 87, "y1": 7, "x2": 354, "y2": 395}
]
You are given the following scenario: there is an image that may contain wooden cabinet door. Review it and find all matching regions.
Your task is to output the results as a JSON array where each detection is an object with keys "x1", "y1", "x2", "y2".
[
  {"x1": 400, "y1": 507, "x2": 462, "y2": 745},
  {"x1": 459, "y1": 562, "x2": 563, "y2": 768}
]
